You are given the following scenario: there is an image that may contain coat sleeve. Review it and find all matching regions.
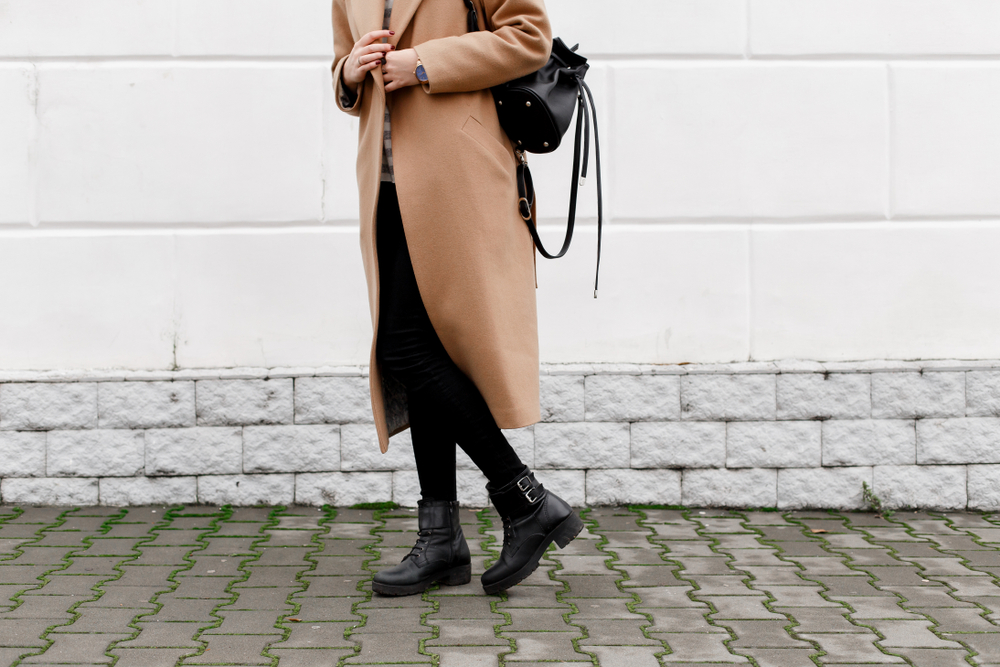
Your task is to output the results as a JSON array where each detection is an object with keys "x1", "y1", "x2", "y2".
[
  {"x1": 331, "y1": 0, "x2": 363, "y2": 116},
  {"x1": 412, "y1": 0, "x2": 552, "y2": 94}
]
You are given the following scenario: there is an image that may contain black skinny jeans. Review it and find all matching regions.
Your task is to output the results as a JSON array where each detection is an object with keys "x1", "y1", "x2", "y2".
[{"x1": 375, "y1": 183, "x2": 525, "y2": 502}]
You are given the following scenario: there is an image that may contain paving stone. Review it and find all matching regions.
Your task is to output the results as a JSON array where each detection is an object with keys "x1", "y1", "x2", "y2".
[
  {"x1": 19, "y1": 633, "x2": 131, "y2": 663},
  {"x1": 725, "y1": 620, "x2": 812, "y2": 648},
  {"x1": 147, "y1": 596, "x2": 219, "y2": 622},
  {"x1": 432, "y1": 645, "x2": 511, "y2": 667},
  {"x1": 0, "y1": 618, "x2": 56, "y2": 647},
  {"x1": 270, "y1": 622, "x2": 355, "y2": 648},
  {"x1": 560, "y1": 575, "x2": 630, "y2": 598},
  {"x1": 115, "y1": 622, "x2": 202, "y2": 648},
  {"x1": 646, "y1": 607, "x2": 727, "y2": 632},
  {"x1": 884, "y1": 648, "x2": 972, "y2": 667},
  {"x1": 78, "y1": 586, "x2": 161, "y2": 608},
  {"x1": 842, "y1": 596, "x2": 922, "y2": 620},
  {"x1": 169, "y1": 576, "x2": 233, "y2": 599},
  {"x1": 300, "y1": 577, "x2": 366, "y2": 597},
  {"x1": 426, "y1": 619, "x2": 508, "y2": 646},
  {"x1": 655, "y1": 632, "x2": 749, "y2": 662},
  {"x1": 734, "y1": 647, "x2": 820, "y2": 667},
  {"x1": 50, "y1": 607, "x2": 139, "y2": 633},
  {"x1": 740, "y1": 567, "x2": 807, "y2": 585},
  {"x1": 868, "y1": 619, "x2": 961, "y2": 648},
  {"x1": 225, "y1": 587, "x2": 301, "y2": 610},
  {"x1": 184, "y1": 633, "x2": 283, "y2": 664},
  {"x1": 22, "y1": 575, "x2": 106, "y2": 597},
  {"x1": 882, "y1": 585, "x2": 974, "y2": 607},
  {"x1": 942, "y1": 632, "x2": 1000, "y2": 662},
  {"x1": 496, "y1": 607, "x2": 569, "y2": 632},
  {"x1": 502, "y1": 633, "x2": 589, "y2": 661},
  {"x1": 0, "y1": 595, "x2": 75, "y2": 619},
  {"x1": 708, "y1": 596, "x2": 787, "y2": 620},
  {"x1": 796, "y1": 633, "x2": 905, "y2": 663},
  {"x1": 765, "y1": 586, "x2": 841, "y2": 607},
  {"x1": 630, "y1": 586, "x2": 703, "y2": 607},
  {"x1": 268, "y1": 649, "x2": 357, "y2": 667},
  {"x1": 784, "y1": 608, "x2": 868, "y2": 634},
  {"x1": 914, "y1": 606, "x2": 999, "y2": 632},
  {"x1": 111, "y1": 648, "x2": 196, "y2": 667},
  {"x1": 586, "y1": 645, "x2": 663, "y2": 667},
  {"x1": 343, "y1": 633, "x2": 430, "y2": 663}
]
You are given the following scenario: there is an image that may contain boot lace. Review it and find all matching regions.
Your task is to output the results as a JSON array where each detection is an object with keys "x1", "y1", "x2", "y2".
[{"x1": 402, "y1": 529, "x2": 433, "y2": 562}]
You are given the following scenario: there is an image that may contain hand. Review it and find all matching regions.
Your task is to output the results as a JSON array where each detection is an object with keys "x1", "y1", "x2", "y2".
[
  {"x1": 342, "y1": 30, "x2": 395, "y2": 91},
  {"x1": 383, "y1": 48, "x2": 420, "y2": 92}
]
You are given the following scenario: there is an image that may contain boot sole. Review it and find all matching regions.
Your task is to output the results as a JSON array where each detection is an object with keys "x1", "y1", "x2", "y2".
[
  {"x1": 372, "y1": 563, "x2": 472, "y2": 597},
  {"x1": 482, "y1": 512, "x2": 584, "y2": 595}
]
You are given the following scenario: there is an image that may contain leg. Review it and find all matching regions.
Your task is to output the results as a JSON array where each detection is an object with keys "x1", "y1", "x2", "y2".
[{"x1": 375, "y1": 184, "x2": 523, "y2": 491}]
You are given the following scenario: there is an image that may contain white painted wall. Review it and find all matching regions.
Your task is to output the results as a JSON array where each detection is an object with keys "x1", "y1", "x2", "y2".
[{"x1": 2, "y1": 0, "x2": 999, "y2": 371}]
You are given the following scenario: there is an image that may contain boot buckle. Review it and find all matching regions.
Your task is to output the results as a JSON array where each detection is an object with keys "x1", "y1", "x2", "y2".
[{"x1": 515, "y1": 475, "x2": 541, "y2": 504}]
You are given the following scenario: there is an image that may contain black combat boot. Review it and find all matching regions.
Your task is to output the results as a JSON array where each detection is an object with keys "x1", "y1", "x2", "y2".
[
  {"x1": 481, "y1": 467, "x2": 583, "y2": 594},
  {"x1": 372, "y1": 499, "x2": 471, "y2": 596}
]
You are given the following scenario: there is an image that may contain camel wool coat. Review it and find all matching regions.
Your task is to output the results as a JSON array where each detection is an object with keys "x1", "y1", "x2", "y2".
[{"x1": 331, "y1": 0, "x2": 553, "y2": 451}]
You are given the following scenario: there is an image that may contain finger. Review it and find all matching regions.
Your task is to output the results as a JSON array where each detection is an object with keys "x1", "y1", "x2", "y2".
[
  {"x1": 363, "y1": 43, "x2": 394, "y2": 54},
  {"x1": 357, "y1": 29, "x2": 394, "y2": 47}
]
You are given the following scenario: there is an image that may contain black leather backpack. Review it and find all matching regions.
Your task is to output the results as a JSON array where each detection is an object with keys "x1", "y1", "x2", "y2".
[{"x1": 464, "y1": 0, "x2": 604, "y2": 296}]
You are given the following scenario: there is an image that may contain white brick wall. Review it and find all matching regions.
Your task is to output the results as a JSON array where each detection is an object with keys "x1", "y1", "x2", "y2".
[
  {"x1": 1, "y1": 1, "x2": 997, "y2": 508},
  {"x1": 0, "y1": 363, "x2": 996, "y2": 509},
  {"x1": 1, "y1": 0, "x2": 999, "y2": 372}
]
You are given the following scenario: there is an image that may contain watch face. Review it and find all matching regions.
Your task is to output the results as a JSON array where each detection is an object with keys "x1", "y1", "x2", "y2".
[{"x1": 415, "y1": 64, "x2": 428, "y2": 83}]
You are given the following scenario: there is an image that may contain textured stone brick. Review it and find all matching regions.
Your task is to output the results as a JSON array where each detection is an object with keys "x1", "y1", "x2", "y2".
[
  {"x1": 822, "y1": 419, "x2": 916, "y2": 467},
  {"x1": 871, "y1": 372, "x2": 965, "y2": 419},
  {"x1": 968, "y1": 371, "x2": 1000, "y2": 417},
  {"x1": 47, "y1": 429, "x2": 144, "y2": 477},
  {"x1": 243, "y1": 424, "x2": 339, "y2": 473},
  {"x1": 726, "y1": 421, "x2": 821, "y2": 468},
  {"x1": 536, "y1": 469, "x2": 586, "y2": 506},
  {"x1": 968, "y1": 464, "x2": 1000, "y2": 510},
  {"x1": 393, "y1": 469, "x2": 488, "y2": 507},
  {"x1": 586, "y1": 469, "x2": 682, "y2": 506},
  {"x1": 294, "y1": 376, "x2": 372, "y2": 424},
  {"x1": 294, "y1": 471, "x2": 392, "y2": 506},
  {"x1": 534, "y1": 423, "x2": 630, "y2": 469},
  {"x1": 197, "y1": 473, "x2": 294, "y2": 505},
  {"x1": 1, "y1": 477, "x2": 99, "y2": 505},
  {"x1": 340, "y1": 424, "x2": 413, "y2": 470},
  {"x1": 501, "y1": 426, "x2": 535, "y2": 469},
  {"x1": 145, "y1": 427, "x2": 242, "y2": 476},
  {"x1": 0, "y1": 382, "x2": 97, "y2": 430},
  {"x1": 777, "y1": 466, "x2": 872, "y2": 509},
  {"x1": 917, "y1": 417, "x2": 1000, "y2": 464},
  {"x1": 196, "y1": 379, "x2": 292, "y2": 426},
  {"x1": 777, "y1": 372, "x2": 871, "y2": 420},
  {"x1": 0, "y1": 431, "x2": 46, "y2": 477},
  {"x1": 873, "y1": 465, "x2": 967, "y2": 510},
  {"x1": 98, "y1": 381, "x2": 195, "y2": 428},
  {"x1": 540, "y1": 374, "x2": 585, "y2": 422},
  {"x1": 100, "y1": 476, "x2": 197, "y2": 506},
  {"x1": 585, "y1": 374, "x2": 680, "y2": 421},
  {"x1": 630, "y1": 422, "x2": 726, "y2": 468},
  {"x1": 681, "y1": 374, "x2": 776, "y2": 421},
  {"x1": 682, "y1": 468, "x2": 777, "y2": 508}
]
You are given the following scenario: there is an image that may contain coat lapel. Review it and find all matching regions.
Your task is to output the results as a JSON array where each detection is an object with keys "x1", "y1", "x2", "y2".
[
  {"x1": 388, "y1": 0, "x2": 424, "y2": 45},
  {"x1": 348, "y1": 0, "x2": 389, "y2": 37}
]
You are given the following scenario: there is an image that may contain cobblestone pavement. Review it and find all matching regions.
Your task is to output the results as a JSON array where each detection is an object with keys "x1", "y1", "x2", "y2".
[{"x1": 5, "y1": 507, "x2": 1000, "y2": 666}]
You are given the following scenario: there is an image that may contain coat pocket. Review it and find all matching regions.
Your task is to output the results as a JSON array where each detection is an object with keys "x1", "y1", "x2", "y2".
[{"x1": 462, "y1": 115, "x2": 513, "y2": 173}]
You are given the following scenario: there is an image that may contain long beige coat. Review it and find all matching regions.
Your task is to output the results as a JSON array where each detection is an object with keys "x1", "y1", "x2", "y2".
[{"x1": 331, "y1": 0, "x2": 552, "y2": 451}]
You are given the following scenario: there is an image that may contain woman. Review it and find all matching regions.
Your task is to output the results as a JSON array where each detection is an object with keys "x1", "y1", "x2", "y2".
[{"x1": 331, "y1": 0, "x2": 582, "y2": 596}]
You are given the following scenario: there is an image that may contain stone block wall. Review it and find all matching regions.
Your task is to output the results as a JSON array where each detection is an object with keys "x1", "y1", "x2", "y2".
[{"x1": 2, "y1": 361, "x2": 999, "y2": 509}]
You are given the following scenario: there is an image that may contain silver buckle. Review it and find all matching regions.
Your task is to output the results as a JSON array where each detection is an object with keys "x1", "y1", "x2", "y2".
[
  {"x1": 524, "y1": 488, "x2": 540, "y2": 504},
  {"x1": 516, "y1": 475, "x2": 532, "y2": 493}
]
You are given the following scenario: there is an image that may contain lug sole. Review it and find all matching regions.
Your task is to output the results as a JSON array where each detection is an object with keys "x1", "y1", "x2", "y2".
[
  {"x1": 372, "y1": 563, "x2": 472, "y2": 597},
  {"x1": 482, "y1": 511, "x2": 584, "y2": 595}
]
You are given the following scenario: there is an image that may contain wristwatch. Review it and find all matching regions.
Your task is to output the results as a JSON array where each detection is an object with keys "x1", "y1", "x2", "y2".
[{"x1": 413, "y1": 58, "x2": 429, "y2": 83}]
